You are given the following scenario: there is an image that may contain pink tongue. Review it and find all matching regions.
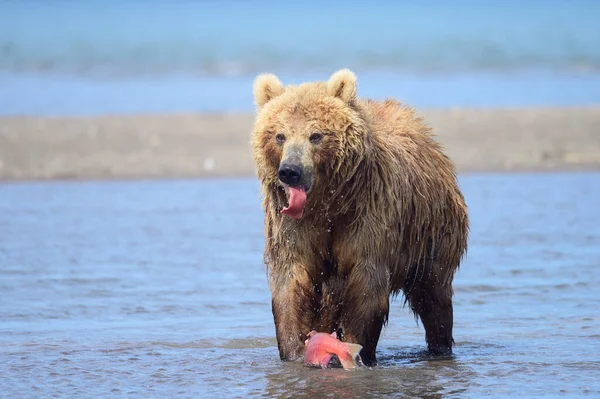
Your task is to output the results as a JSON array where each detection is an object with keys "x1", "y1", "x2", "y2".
[{"x1": 281, "y1": 187, "x2": 307, "y2": 219}]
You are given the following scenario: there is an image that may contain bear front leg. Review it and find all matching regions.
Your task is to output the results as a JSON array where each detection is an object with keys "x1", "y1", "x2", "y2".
[
  {"x1": 338, "y1": 266, "x2": 390, "y2": 366},
  {"x1": 270, "y1": 267, "x2": 319, "y2": 361}
]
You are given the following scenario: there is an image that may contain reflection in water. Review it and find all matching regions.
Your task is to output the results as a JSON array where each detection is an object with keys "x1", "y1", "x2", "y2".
[
  {"x1": 261, "y1": 353, "x2": 474, "y2": 399},
  {"x1": 1, "y1": 173, "x2": 600, "y2": 398}
]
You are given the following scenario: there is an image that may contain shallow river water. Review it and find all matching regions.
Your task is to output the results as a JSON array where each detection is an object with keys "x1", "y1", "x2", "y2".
[{"x1": 1, "y1": 173, "x2": 599, "y2": 398}]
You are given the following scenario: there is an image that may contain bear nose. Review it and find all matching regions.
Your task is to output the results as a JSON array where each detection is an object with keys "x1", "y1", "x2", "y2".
[{"x1": 278, "y1": 163, "x2": 303, "y2": 186}]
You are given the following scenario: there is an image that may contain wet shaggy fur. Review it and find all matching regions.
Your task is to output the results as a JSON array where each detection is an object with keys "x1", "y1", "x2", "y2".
[{"x1": 251, "y1": 69, "x2": 469, "y2": 366}]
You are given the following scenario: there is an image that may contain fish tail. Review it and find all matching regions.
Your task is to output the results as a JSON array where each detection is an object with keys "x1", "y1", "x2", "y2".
[{"x1": 339, "y1": 343, "x2": 363, "y2": 369}]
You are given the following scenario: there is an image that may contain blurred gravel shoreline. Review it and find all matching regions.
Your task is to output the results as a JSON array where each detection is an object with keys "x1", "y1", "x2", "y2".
[{"x1": 1, "y1": 107, "x2": 599, "y2": 181}]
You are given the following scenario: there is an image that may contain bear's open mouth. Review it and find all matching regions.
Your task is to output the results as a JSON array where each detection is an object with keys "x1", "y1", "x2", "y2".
[{"x1": 282, "y1": 184, "x2": 310, "y2": 219}]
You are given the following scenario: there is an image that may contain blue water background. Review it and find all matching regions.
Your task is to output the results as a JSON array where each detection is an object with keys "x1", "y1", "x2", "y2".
[
  {"x1": 1, "y1": 173, "x2": 599, "y2": 397},
  {"x1": 0, "y1": 0, "x2": 599, "y2": 115}
]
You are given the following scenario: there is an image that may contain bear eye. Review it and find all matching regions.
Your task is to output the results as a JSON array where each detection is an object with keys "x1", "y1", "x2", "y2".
[
  {"x1": 309, "y1": 132, "x2": 323, "y2": 144},
  {"x1": 275, "y1": 133, "x2": 286, "y2": 144}
]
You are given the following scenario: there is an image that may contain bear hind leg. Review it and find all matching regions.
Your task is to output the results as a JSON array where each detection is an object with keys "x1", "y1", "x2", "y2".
[{"x1": 404, "y1": 271, "x2": 454, "y2": 356}]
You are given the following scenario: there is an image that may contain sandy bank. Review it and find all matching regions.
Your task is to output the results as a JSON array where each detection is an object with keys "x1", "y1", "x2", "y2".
[{"x1": 1, "y1": 107, "x2": 599, "y2": 181}]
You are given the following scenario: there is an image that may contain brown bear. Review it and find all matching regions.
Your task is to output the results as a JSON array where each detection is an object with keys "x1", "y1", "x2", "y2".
[{"x1": 250, "y1": 69, "x2": 469, "y2": 366}]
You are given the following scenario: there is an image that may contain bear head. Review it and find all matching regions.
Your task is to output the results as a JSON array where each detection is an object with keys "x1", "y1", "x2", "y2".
[{"x1": 251, "y1": 69, "x2": 368, "y2": 220}]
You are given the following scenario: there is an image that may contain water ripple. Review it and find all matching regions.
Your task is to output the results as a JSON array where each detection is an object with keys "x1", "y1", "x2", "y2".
[{"x1": 1, "y1": 174, "x2": 599, "y2": 398}]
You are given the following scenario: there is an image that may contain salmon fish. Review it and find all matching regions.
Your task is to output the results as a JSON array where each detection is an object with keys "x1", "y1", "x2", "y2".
[{"x1": 303, "y1": 330, "x2": 363, "y2": 369}]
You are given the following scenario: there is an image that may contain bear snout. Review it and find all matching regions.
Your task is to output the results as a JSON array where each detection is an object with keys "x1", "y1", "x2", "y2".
[{"x1": 278, "y1": 163, "x2": 303, "y2": 186}]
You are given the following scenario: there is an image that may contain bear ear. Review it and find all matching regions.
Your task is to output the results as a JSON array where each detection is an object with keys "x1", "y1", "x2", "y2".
[
  {"x1": 253, "y1": 73, "x2": 285, "y2": 108},
  {"x1": 327, "y1": 68, "x2": 357, "y2": 104}
]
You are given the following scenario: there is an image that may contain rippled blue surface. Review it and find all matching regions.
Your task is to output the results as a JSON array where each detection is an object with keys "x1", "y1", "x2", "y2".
[
  {"x1": 2, "y1": 1, "x2": 599, "y2": 75},
  {"x1": 1, "y1": 173, "x2": 600, "y2": 398},
  {"x1": 1, "y1": 0, "x2": 599, "y2": 114},
  {"x1": 2, "y1": 70, "x2": 600, "y2": 116}
]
